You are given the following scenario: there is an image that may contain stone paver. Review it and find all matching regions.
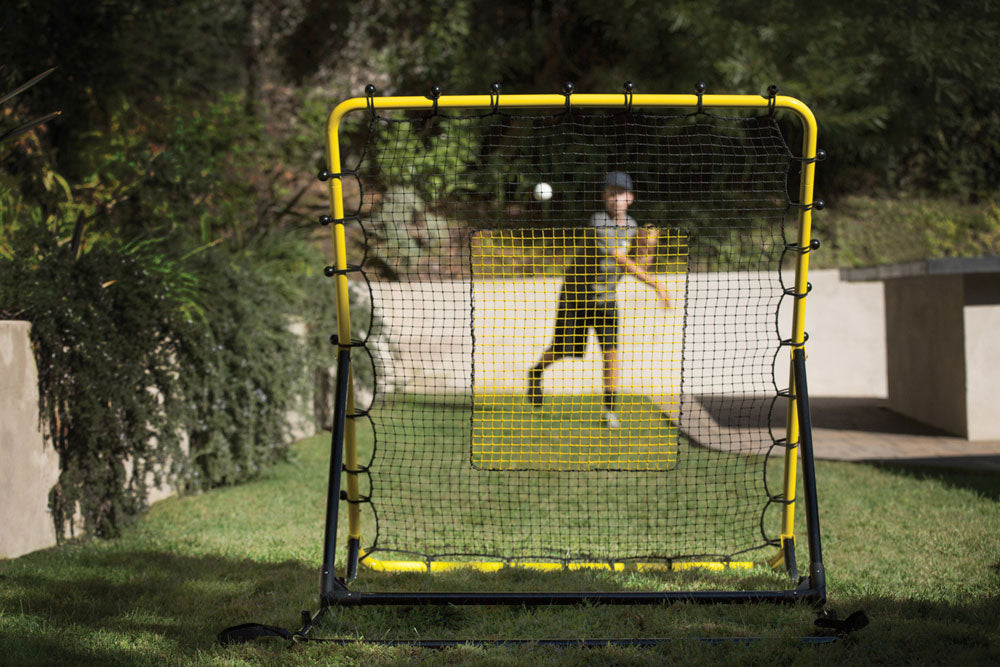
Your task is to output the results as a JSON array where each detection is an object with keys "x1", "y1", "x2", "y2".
[
  {"x1": 788, "y1": 397, "x2": 1000, "y2": 470},
  {"x1": 688, "y1": 395, "x2": 1000, "y2": 471}
]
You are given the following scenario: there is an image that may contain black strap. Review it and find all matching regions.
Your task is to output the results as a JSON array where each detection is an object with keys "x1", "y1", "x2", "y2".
[
  {"x1": 771, "y1": 437, "x2": 796, "y2": 449},
  {"x1": 767, "y1": 493, "x2": 795, "y2": 506},
  {"x1": 328, "y1": 334, "x2": 366, "y2": 347},
  {"x1": 783, "y1": 282, "x2": 813, "y2": 299},
  {"x1": 340, "y1": 491, "x2": 371, "y2": 504},
  {"x1": 623, "y1": 81, "x2": 634, "y2": 112},
  {"x1": 319, "y1": 213, "x2": 361, "y2": 226},
  {"x1": 784, "y1": 239, "x2": 822, "y2": 254},
  {"x1": 779, "y1": 332, "x2": 810, "y2": 346},
  {"x1": 815, "y1": 609, "x2": 870, "y2": 637},
  {"x1": 218, "y1": 623, "x2": 293, "y2": 646}
]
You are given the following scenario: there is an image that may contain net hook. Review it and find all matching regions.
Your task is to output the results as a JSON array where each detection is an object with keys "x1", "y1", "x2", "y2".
[
  {"x1": 766, "y1": 84, "x2": 779, "y2": 116},
  {"x1": 694, "y1": 81, "x2": 706, "y2": 114},
  {"x1": 789, "y1": 199, "x2": 825, "y2": 212},
  {"x1": 562, "y1": 81, "x2": 574, "y2": 113},
  {"x1": 428, "y1": 85, "x2": 442, "y2": 115},
  {"x1": 623, "y1": 81, "x2": 635, "y2": 113},
  {"x1": 796, "y1": 148, "x2": 828, "y2": 164},
  {"x1": 364, "y1": 83, "x2": 376, "y2": 119},
  {"x1": 489, "y1": 81, "x2": 502, "y2": 113}
]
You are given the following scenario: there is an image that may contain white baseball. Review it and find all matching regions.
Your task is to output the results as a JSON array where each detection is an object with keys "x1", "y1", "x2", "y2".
[{"x1": 533, "y1": 182, "x2": 553, "y2": 201}]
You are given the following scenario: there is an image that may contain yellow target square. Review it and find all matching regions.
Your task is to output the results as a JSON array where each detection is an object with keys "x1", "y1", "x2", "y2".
[{"x1": 471, "y1": 229, "x2": 687, "y2": 471}]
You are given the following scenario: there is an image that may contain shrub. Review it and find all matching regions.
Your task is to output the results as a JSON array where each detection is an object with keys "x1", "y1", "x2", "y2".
[
  {"x1": 0, "y1": 218, "x2": 314, "y2": 537},
  {"x1": 173, "y1": 250, "x2": 307, "y2": 491},
  {"x1": 1, "y1": 227, "x2": 189, "y2": 537},
  {"x1": 815, "y1": 196, "x2": 1000, "y2": 268}
]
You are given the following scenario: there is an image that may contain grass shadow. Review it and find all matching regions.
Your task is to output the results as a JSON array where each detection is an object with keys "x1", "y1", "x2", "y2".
[
  {"x1": 0, "y1": 548, "x2": 315, "y2": 664},
  {"x1": 862, "y1": 461, "x2": 1000, "y2": 502},
  {"x1": 306, "y1": 588, "x2": 1000, "y2": 664},
  {"x1": 2, "y1": 536, "x2": 998, "y2": 664},
  {"x1": 3, "y1": 432, "x2": 997, "y2": 663}
]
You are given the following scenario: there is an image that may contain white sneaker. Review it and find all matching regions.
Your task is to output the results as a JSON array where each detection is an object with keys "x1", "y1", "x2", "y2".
[{"x1": 601, "y1": 409, "x2": 620, "y2": 429}]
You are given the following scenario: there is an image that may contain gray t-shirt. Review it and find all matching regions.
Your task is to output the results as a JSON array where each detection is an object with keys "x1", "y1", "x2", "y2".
[{"x1": 564, "y1": 211, "x2": 638, "y2": 302}]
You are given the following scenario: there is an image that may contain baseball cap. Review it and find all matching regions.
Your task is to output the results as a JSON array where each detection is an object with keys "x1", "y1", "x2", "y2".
[{"x1": 605, "y1": 171, "x2": 634, "y2": 193}]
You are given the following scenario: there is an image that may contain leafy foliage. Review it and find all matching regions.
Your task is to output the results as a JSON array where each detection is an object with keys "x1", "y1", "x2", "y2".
[
  {"x1": 0, "y1": 219, "x2": 313, "y2": 536},
  {"x1": 286, "y1": 0, "x2": 1000, "y2": 201},
  {"x1": 1, "y1": 56, "x2": 317, "y2": 537},
  {"x1": 6, "y1": 0, "x2": 1000, "y2": 202},
  {"x1": 815, "y1": 196, "x2": 1000, "y2": 269},
  {"x1": 373, "y1": 120, "x2": 481, "y2": 201},
  {"x1": 173, "y1": 251, "x2": 307, "y2": 491},
  {"x1": 1, "y1": 227, "x2": 189, "y2": 538}
]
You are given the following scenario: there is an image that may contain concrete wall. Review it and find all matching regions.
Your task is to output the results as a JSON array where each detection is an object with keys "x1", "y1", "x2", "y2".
[
  {"x1": 882, "y1": 272, "x2": 1000, "y2": 440},
  {"x1": 885, "y1": 275, "x2": 967, "y2": 436},
  {"x1": 965, "y1": 274, "x2": 1000, "y2": 440},
  {"x1": 370, "y1": 268, "x2": 887, "y2": 400},
  {"x1": 0, "y1": 322, "x2": 59, "y2": 559},
  {"x1": 965, "y1": 299, "x2": 1000, "y2": 440},
  {"x1": 805, "y1": 270, "x2": 887, "y2": 397}
]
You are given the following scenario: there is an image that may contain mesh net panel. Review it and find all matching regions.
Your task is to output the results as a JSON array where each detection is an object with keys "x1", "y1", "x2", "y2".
[{"x1": 343, "y1": 108, "x2": 795, "y2": 564}]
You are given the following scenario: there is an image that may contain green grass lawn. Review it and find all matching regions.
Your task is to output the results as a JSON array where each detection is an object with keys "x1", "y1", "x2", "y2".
[
  {"x1": 1, "y1": 423, "x2": 999, "y2": 664},
  {"x1": 366, "y1": 392, "x2": 765, "y2": 565},
  {"x1": 472, "y1": 393, "x2": 679, "y2": 471}
]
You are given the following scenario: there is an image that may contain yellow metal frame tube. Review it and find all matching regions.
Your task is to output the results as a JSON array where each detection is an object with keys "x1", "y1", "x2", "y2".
[
  {"x1": 776, "y1": 102, "x2": 819, "y2": 566},
  {"x1": 328, "y1": 92, "x2": 817, "y2": 119},
  {"x1": 324, "y1": 117, "x2": 362, "y2": 548},
  {"x1": 324, "y1": 91, "x2": 819, "y2": 572}
]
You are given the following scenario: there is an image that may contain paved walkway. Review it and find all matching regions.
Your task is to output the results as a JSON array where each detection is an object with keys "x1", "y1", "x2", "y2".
[
  {"x1": 799, "y1": 397, "x2": 1000, "y2": 471},
  {"x1": 689, "y1": 396, "x2": 1000, "y2": 472}
]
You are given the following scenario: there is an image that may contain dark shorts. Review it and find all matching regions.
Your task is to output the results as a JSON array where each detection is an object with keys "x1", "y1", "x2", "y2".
[{"x1": 551, "y1": 289, "x2": 619, "y2": 358}]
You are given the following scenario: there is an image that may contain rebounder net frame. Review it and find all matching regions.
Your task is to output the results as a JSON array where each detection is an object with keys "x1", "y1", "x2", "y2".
[{"x1": 315, "y1": 88, "x2": 824, "y2": 612}]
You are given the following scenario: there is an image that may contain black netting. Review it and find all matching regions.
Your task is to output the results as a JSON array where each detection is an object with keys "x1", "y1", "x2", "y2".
[{"x1": 337, "y1": 107, "x2": 799, "y2": 565}]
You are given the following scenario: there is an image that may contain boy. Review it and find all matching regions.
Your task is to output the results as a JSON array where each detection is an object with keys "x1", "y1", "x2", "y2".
[{"x1": 527, "y1": 171, "x2": 670, "y2": 428}]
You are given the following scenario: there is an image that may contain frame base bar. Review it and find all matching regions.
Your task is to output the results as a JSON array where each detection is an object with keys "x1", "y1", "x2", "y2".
[
  {"x1": 295, "y1": 636, "x2": 838, "y2": 647},
  {"x1": 322, "y1": 588, "x2": 823, "y2": 606}
]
